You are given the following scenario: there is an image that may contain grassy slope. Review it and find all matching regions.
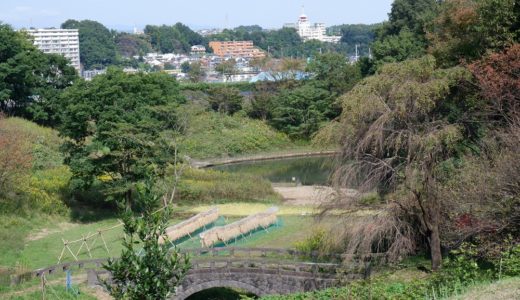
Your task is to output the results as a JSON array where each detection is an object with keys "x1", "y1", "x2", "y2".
[
  {"x1": 0, "y1": 117, "x2": 310, "y2": 268},
  {"x1": 0, "y1": 117, "x2": 70, "y2": 268},
  {"x1": 176, "y1": 105, "x2": 294, "y2": 159}
]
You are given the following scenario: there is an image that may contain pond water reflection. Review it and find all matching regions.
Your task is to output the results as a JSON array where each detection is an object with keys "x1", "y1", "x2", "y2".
[{"x1": 211, "y1": 156, "x2": 334, "y2": 186}]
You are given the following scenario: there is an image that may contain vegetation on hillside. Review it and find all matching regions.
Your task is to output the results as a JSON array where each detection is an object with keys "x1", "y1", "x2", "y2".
[
  {"x1": 61, "y1": 19, "x2": 119, "y2": 69},
  {"x1": 314, "y1": 0, "x2": 520, "y2": 276},
  {"x1": 0, "y1": 0, "x2": 519, "y2": 298},
  {"x1": 176, "y1": 105, "x2": 291, "y2": 159}
]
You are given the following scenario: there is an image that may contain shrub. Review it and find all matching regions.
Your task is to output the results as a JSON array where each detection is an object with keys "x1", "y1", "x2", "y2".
[
  {"x1": 19, "y1": 167, "x2": 71, "y2": 215},
  {"x1": 294, "y1": 228, "x2": 327, "y2": 254},
  {"x1": 435, "y1": 243, "x2": 490, "y2": 285},
  {"x1": 0, "y1": 118, "x2": 32, "y2": 194},
  {"x1": 0, "y1": 117, "x2": 69, "y2": 215},
  {"x1": 176, "y1": 106, "x2": 290, "y2": 159},
  {"x1": 499, "y1": 242, "x2": 520, "y2": 277}
]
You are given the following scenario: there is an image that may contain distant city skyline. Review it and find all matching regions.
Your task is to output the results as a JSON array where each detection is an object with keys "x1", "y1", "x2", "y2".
[{"x1": 0, "y1": 0, "x2": 393, "y2": 31}]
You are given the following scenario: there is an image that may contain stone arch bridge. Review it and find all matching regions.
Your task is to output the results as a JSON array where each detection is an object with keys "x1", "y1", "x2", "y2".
[{"x1": 29, "y1": 247, "x2": 375, "y2": 299}]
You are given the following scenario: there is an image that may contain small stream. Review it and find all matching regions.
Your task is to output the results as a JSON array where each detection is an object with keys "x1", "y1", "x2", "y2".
[{"x1": 212, "y1": 155, "x2": 334, "y2": 186}]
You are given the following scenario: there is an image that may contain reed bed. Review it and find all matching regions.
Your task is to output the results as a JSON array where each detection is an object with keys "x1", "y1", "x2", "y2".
[
  {"x1": 159, "y1": 208, "x2": 219, "y2": 244},
  {"x1": 200, "y1": 207, "x2": 278, "y2": 247}
]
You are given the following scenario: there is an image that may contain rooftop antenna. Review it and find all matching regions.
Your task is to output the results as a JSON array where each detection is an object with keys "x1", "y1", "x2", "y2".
[{"x1": 301, "y1": 5, "x2": 305, "y2": 15}]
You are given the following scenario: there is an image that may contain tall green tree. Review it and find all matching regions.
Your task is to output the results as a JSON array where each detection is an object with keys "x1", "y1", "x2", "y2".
[
  {"x1": 372, "y1": 0, "x2": 438, "y2": 65},
  {"x1": 59, "y1": 69, "x2": 185, "y2": 206},
  {"x1": 372, "y1": 27, "x2": 426, "y2": 64},
  {"x1": 270, "y1": 83, "x2": 334, "y2": 139},
  {"x1": 0, "y1": 23, "x2": 78, "y2": 122},
  {"x1": 62, "y1": 19, "x2": 118, "y2": 69},
  {"x1": 307, "y1": 53, "x2": 362, "y2": 94},
  {"x1": 383, "y1": 0, "x2": 439, "y2": 37}
]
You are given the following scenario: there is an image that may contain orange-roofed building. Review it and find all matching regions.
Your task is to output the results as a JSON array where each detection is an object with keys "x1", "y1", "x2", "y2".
[{"x1": 209, "y1": 41, "x2": 266, "y2": 58}]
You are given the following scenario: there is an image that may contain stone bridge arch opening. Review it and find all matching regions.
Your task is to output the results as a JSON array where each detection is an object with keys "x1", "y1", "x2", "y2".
[{"x1": 174, "y1": 280, "x2": 269, "y2": 300}]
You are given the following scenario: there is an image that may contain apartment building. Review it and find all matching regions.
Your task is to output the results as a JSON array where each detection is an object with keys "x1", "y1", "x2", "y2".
[
  {"x1": 25, "y1": 28, "x2": 81, "y2": 72},
  {"x1": 209, "y1": 41, "x2": 266, "y2": 59},
  {"x1": 284, "y1": 8, "x2": 341, "y2": 43}
]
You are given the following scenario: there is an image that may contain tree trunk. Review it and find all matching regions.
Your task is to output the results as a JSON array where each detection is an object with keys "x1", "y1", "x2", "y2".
[
  {"x1": 429, "y1": 213, "x2": 442, "y2": 271},
  {"x1": 125, "y1": 189, "x2": 132, "y2": 210}
]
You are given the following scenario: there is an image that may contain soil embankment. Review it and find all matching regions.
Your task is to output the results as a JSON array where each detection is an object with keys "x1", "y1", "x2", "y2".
[{"x1": 274, "y1": 186, "x2": 358, "y2": 206}]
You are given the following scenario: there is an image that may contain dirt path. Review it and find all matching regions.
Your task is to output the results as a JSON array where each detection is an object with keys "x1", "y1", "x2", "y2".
[
  {"x1": 26, "y1": 222, "x2": 79, "y2": 241},
  {"x1": 274, "y1": 185, "x2": 358, "y2": 206}
]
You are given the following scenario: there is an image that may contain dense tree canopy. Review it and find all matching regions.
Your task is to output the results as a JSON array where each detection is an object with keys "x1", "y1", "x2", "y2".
[
  {"x1": 0, "y1": 23, "x2": 78, "y2": 122},
  {"x1": 207, "y1": 86, "x2": 243, "y2": 115},
  {"x1": 62, "y1": 19, "x2": 118, "y2": 69},
  {"x1": 306, "y1": 53, "x2": 362, "y2": 94},
  {"x1": 59, "y1": 69, "x2": 185, "y2": 206},
  {"x1": 115, "y1": 32, "x2": 153, "y2": 58},
  {"x1": 372, "y1": 0, "x2": 438, "y2": 65},
  {"x1": 328, "y1": 23, "x2": 379, "y2": 55},
  {"x1": 427, "y1": 0, "x2": 519, "y2": 67},
  {"x1": 383, "y1": 0, "x2": 439, "y2": 37},
  {"x1": 270, "y1": 82, "x2": 335, "y2": 139},
  {"x1": 144, "y1": 23, "x2": 205, "y2": 54}
]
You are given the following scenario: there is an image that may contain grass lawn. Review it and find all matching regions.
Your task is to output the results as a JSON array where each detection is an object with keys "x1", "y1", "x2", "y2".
[
  {"x1": 2, "y1": 203, "x2": 324, "y2": 270},
  {"x1": 4, "y1": 284, "x2": 97, "y2": 300},
  {"x1": 0, "y1": 274, "x2": 98, "y2": 300},
  {"x1": 447, "y1": 277, "x2": 520, "y2": 300}
]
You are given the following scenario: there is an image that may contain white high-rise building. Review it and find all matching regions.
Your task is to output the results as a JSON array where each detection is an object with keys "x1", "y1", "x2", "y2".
[
  {"x1": 284, "y1": 7, "x2": 341, "y2": 43},
  {"x1": 25, "y1": 29, "x2": 81, "y2": 72}
]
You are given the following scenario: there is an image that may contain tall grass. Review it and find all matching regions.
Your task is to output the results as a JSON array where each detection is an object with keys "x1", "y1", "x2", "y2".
[{"x1": 176, "y1": 168, "x2": 281, "y2": 204}]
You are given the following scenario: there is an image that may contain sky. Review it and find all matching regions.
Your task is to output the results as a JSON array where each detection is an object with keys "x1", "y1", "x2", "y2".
[{"x1": 0, "y1": 0, "x2": 393, "y2": 31}]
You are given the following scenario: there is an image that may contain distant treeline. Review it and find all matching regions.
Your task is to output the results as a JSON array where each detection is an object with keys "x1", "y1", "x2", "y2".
[{"x1": 60, "y1": 19, "x2": 379, "y2": 69}]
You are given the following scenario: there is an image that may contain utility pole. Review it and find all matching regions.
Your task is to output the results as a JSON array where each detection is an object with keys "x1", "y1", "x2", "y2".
[{"x1": 224, "y1": 13, "x2": 229, "y2": 30}]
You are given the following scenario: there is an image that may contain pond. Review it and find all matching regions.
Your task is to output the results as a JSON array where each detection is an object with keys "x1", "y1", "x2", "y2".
[{"x1": 211, "y1": 155, "x2": 334, "y2": 186}]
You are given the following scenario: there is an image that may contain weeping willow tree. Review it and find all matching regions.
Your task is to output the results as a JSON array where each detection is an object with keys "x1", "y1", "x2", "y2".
[{"x1": 331, "y1": 55, "x2": 478, "y2": 270}]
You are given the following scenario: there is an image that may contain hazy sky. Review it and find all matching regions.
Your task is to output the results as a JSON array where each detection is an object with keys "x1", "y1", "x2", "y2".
[{"x1": 0, "y1": 0, "x2": 393, "y2": 31}]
